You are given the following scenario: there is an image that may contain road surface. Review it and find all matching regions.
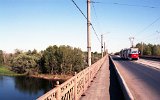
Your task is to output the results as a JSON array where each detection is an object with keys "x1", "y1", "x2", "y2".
[{"x1": 112, "y1": 56, "x2": 160, "y2": 100}]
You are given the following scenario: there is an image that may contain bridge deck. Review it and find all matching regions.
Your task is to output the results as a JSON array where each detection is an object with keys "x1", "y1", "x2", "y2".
[{"x1": 80, "y1": 57, "x2": 110, "y2": 100}]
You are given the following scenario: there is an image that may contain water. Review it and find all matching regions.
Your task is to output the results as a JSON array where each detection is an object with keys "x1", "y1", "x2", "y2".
[{"x1": 0, "y1": 75, "x2": 64, "y2": 100}]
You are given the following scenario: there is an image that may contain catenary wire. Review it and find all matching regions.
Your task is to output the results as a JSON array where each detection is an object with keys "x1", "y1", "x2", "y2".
[{"x1": 70, "y1": 0, "x2": 101, "y2": 43}]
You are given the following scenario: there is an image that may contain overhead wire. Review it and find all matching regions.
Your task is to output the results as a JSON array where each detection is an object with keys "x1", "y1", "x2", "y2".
[
  {"x1": 137, "y1": 17, "x2": 160, "y2": 35},
  {"x1": 91, "y1": 1, "x2": 103, "y2": 34},
  {"x1": 110, "y1": 2, "x2": 156, "y2": 8},
  {"x1": 136, "y1": 31, "x2": 160, "y2": 45},
  {"x1": 90, "y1": 23, "x2": 101, "y2": 42},
  {"x1": 70, "y1": 0, "x2": 101, "y2": 43},
  {"x1": 70, "y1": 0, "x2": 87, "y2": 20},
  {"x1": 134, "y1": 16, "x2": 160, "y2": 38},
  {"x1": 92, "y1": 2, "x2": 98, "y2": 21},
  {"x1": 96, "y1": 1, "x2": 157, "y2": 8},
  {"x1": 71, "y1": 0, "x2": 159, "y2": 44}
]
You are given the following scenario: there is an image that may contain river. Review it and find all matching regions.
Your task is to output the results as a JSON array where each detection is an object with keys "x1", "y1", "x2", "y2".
[{"x1": 0, "y1": 75, "x2": 64, "y2": 100}]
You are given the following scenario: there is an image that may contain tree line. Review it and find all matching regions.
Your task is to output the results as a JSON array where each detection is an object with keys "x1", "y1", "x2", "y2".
[
  {"x1": 136, "y1": 43, "x2": 160, "y2": 56},
  {"x1": 0, "y1": 45, "x2": 102, "y2": 75}
]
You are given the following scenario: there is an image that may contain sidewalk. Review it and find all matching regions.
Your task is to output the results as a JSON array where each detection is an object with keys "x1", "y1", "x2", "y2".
[
  {"x1": 80, "y1": 57, "x2": 110, "y2": 100},
  {"x1": 135, "y1": 59, "x2": 160, "y2": 70}
]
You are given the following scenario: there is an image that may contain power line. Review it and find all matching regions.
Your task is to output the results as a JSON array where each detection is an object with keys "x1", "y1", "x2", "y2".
[
  {"x1": 136, "y1": 31, "x2": 160, "y2": 44},
  {"x1": 96, "y1": 2, "x2": 157, "y2": 8},
  {"x1": 90, "y1": 23, "x2": 101, "y2": 42},
  {"x1": 91, "y1": 2, "x2": 101, "y2": 42},
  {"x1": 143, "y1": 32, "x2": 159, "y2": 41},
  {"x1": 135, "y1": 16, "x2": 160, "y2": 37},
  {"x1": 92, "y1": 2, "x2": 98, "y2": 19},
  {"x1": 70, "y1": 0, "x2": 87, "y2": 20},
  {"x1": 91, "y1": 2, "x2": 102, "y2": 34},
  {"x1": 111, "y1": 2, "x2": 156, "y2": 8},
  {"x1": 70, "y1": 0, "x2": 101, "y2": 43}
]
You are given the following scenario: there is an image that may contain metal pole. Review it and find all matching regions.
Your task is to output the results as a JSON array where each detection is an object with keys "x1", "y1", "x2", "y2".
[
  {"x1": 141, "y1": 42, "x2": 143, "y2": 56},
  {"x1": 101, "y1": 34, "x2": 103, "y2": 57},
  {"x1": 87, "y1": 0, "x2": 91, "y2": 66},
  {"x1": 129, "y1": 37, "x2": 134, "y2": 48}
]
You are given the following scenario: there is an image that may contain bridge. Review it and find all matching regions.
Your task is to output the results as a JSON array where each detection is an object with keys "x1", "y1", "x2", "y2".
[
  {"x1": 37, "y1": 55, "x2": 160, "y2": 100},
  {"x1": 37, "y1": 55, "x2": 108, "y2": 100}
]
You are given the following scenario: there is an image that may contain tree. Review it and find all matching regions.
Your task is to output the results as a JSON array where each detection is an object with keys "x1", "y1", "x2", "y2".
[
  {"x1": 6, "y1": 45, "x2": 87, "y2": 75},
  {"x1": 14, "y1": 49, "x2": 23, "y2": 56},
  {"x1": 152, "y1": 45, "x2": 160, "y2": 56},
  {"x1": 91, "y1": 52, "x2": 101, "y2": 64},
  {"x1": 136, "y1": 43, "x2": 160, "y2": 56},
  {"x1": 57, "y1": 45, "x2": 84, "y2": 74},
  {"x1": 72, "y1": 48, "x2": 84, "y2": 72},
  {"x1": 40, "y1": 45, "x2": 85, "y2": 74},
  {"x1": 136, "y1": 43, "x2": 142, "y2": 54},
  {"x1": 3, "y1": 53, "x2": 13, "y2": 66},
  {"x1": 42, "y1": 45, "x2": 58, "y2": 74},
  {"x1": 58, "y1": 45, "x2": 73, "y2": 74},
  {"x1": 11, "y1": 53, "x2": 39, "y2": 74},
  {"x1": 143, "y1": 45, "x2": 152, "y2": 55},
  {"x1": 0, "y1": 50, "x2": 4, "y2": 65}
]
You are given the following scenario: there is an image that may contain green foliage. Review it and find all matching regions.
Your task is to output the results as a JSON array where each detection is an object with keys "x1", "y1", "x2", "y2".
[
  {"x1": 1, "y1": 45, "x2": 103, "y2": 76},
  {"x1": 41, "y1": 45, "x2": 58, "y2": 74},
  {"x1": 0, "y1": 66, "x2": 14, "y2": 75},
  {"x1": 0, "y1": 50, "x2": 4, "y2": 65},
  {"x1": 11, "y1": 53, "x2": 40, "y2": 74},
  {"x1": 0, "y1": 66, "x2": 23, "y2": 76},
  {"x1": 91, "y1": 52, "x2": 101, "y2": 64},
  {"x1": 41, "y1": 45, "x2": 84, "y2": 74},
  {"x1": 136, "y1": 43, "x2": 160, "y2": 56},
  {"x1": 143, "y1": 45, "x2": 152, "y2": 55},
  {"x1": 152, "y1": 45, "x2": 160, "y2": 56}
]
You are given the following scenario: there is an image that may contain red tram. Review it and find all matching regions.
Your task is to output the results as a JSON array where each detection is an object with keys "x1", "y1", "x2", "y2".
[{"x1": 120, "y1": 48, "x2": 139, "y2": 60}]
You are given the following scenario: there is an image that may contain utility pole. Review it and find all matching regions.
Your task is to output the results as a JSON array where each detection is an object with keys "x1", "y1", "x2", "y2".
[
  {"x1": 102, "y1": 32, "x2": 109, "y2": 55},
  {"x1": 101, "y1": 34, "x2": 103, "y2": 57},
  {"x1": 129, "y1": 37, "x2": 134, "y2": 48},
  {"x1": 87, "y1": 0, "x2": 91, "y2": 66},
  {"x1": 157, "y1": 31, "x2": 160, "y2": 38},
  {"x1": 141, "y1": 42, "x2": 143, "y2": 56}
]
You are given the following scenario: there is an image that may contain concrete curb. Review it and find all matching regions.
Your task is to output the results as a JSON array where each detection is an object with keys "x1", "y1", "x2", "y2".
[{"x1": 109, "y1": 56, "x2": 134, "y2": 100}]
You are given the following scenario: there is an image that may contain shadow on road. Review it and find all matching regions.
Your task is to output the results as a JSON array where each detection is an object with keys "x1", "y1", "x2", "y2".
[{"x1": 109, "y1": 58, "x2": 125, "y2": 100}]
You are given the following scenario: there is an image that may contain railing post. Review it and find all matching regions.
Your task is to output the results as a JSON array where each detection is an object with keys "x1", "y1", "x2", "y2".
[
  {"x1": 56, "y1": 81, "x2": 61, "y2": 100},
  {"x1": 74, "y1": 72, "x2": 78, "y2": 100},
  {"x1": 88, "y1": 66, "x2": 91, "y2": 87},
  {"x1": 83, "y1": 70, "x2": 86, "y2": 92},
  {"x1": 83, "y1": 70, "x2": 87, "y2": 92}
]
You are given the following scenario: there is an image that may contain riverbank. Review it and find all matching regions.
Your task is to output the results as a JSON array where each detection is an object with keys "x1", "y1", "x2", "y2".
[
  {"x1": 0, "y1": 66, "x2": 73, "y2": 80},
  {"x1": 0, "y1": 66, "x2": 25, "y2": 76},
  {"x1": 31, "y1": 74, "x2": 73, "y2": 81}
]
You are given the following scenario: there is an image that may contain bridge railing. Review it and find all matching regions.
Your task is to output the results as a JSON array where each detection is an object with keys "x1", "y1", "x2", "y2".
[{"x1": 37, "y1": 55, "x2": 107, "y2": 100}]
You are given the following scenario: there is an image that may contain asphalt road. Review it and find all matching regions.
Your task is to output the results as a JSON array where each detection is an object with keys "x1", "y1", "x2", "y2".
[{"x1": 112, "y1": 56, "x2": 160, "y2": 100}]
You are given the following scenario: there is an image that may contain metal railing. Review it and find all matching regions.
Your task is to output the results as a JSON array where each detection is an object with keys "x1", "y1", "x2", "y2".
[{"x1": 37, "y1": 56, "x2": 107, "y2": 100}]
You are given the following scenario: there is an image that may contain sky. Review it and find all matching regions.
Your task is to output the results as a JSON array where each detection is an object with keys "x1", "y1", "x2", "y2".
[{"x1": 0, "y1": 0, "x2": 160, "y2": 53}]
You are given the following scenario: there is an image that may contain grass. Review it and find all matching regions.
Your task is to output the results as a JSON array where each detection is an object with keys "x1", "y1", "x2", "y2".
[{"x1": 0, "y1": 66, "x2": 24, "y2": 76}]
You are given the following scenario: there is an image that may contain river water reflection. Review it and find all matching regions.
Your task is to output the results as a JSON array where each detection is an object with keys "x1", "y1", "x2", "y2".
[{"x1": 0, "y1": 75, "x2": 64, "y2": 100}]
